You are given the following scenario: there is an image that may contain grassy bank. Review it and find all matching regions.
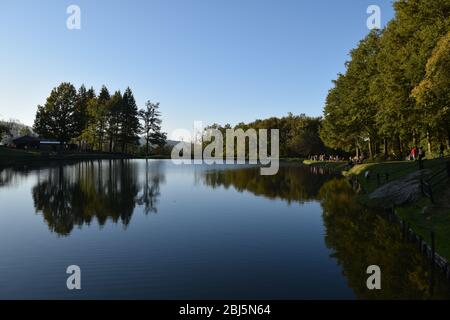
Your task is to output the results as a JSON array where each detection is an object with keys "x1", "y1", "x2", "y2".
[
  {"x1": 305, "y1": 158, "x2": 450, "y2": 259},
  {"x1": 345, "y1": 158, "x2": 450, "y2": 260},
  {"x1": 396, "y1": 198, "x2": 450, "y2": 261},
  {"x1": 343, "y1": 159, "x2": 446, "y2": 193},
  {"x1": 0, "y1": 146, "x2": 135, "y2": 166}
]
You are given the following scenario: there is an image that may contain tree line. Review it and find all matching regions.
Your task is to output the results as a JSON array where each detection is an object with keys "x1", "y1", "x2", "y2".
[
  {"x1": 33, "y1": 82, "x2": 166, "y2": 155},
  {"x1": 321, "y1": 0, "x2": 450, "y2": 159},
  {"x1": 204, "y1": 113, "x2": 331, "y2": 158}
]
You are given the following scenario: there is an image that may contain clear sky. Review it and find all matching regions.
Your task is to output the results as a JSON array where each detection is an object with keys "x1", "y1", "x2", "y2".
[{"x1": 0, "y1": 0, "x2": 394, "y2": 137}]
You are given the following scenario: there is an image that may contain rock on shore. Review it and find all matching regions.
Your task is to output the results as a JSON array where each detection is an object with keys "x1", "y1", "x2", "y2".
[{"x1": 368, "y1": 169, "x2": 431, "y2": 208}]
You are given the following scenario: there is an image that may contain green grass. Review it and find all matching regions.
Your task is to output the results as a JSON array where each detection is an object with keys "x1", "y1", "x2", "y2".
[
  {"x1": 304, "y1": 157, "x2": 450, "y2": 260},
  {"x1": 0, "y1": 147, "x2": 40, "y2": 159},
  {"x1": 396, "y1": 197, "x2": 450, "y2": 261},
  {"x1": 343, "y1": 158, "x2": 450, "y2": 260},
  {"x1": 345, "y1": 159, "x2": 448, "y2": 194}
]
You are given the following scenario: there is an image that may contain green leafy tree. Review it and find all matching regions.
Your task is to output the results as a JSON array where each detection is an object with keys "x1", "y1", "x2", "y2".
[
  {"x1": 321, "y1": 0, "x2": 450, "y2": 159},
  {"x1": 321, "y1": 75, "x2": 359, "y2": 154},
  {"x1": 81, "y1": 85, "x2": 110, "y2": 151},
  {"x1": 105, "y1": 91, "x2": 123, "y2": 153},
  {"x1": 33, "y1": 82, "x2": 79, "y2": 143},
  {"x1": 206, "y1": 114, "x2": 328, "y2": 159},
  {"x1": 412, "y1": 31, "x2": 450, "y2": 149}
]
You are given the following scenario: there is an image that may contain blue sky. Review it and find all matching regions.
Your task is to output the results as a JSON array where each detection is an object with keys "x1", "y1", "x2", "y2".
[{"x1": 0, "y1": 0, "x2": 394, "y2": 136}]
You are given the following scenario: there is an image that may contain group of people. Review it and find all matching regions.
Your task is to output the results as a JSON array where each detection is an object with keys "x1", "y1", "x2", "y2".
[
  {"x1": 310, "y1": 143, "x2": 446, "y2": 166},
  {"x1": 348, "y1": 154, "x2": 366, "y2": 166},
  {"x1": 309, "y1": 154, "x2": 342, "y2": 162},
  {"x1": 408, "y1": 146, "x2": 425, "y2": 161}
]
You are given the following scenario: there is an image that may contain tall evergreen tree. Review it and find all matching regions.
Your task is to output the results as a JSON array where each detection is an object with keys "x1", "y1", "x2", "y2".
[
  {"x1": 73, "y1": 85, "x2": 90, "y2": 142},
  {"x1": 119, "y1": 87, "x2": 141, "y2": 153},
  {"x1": 105, "y1": 91, "x2": 123, "y2": 153},
  {"x1": 95, "y1": 86, "x2": 111, "y2": 150},
  {"x1": 139, "y1": 101, "x2": 167, "y2": 156}
]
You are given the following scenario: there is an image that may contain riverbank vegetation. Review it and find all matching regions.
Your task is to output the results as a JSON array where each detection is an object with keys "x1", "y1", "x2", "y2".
[
  {"x1": 320, "y1": 0, "x2": 450, "y2": 160},
  {"x1": 336, "y1": 158, "x2": 450, "y2": 260},
  {"x1": 306, "y1": 0, "x2": 450, "y2": 260}
]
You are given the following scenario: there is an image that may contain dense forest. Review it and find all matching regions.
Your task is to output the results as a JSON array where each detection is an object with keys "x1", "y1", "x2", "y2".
[
  {"x1": 32, "y1": 83, "x2": 167, "y2": 155},
  {"x1": 321, "y1": 0, "x2": 450, "y2": 159}
]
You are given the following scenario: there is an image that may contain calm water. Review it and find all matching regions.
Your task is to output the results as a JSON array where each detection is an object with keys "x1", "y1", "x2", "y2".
[{"x1": 0, "y1": 160, "x2": 448, "y2": 299}]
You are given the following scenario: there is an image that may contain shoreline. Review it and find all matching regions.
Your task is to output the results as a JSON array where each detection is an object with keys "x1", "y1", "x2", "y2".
[
  {"x1": 0, "y1": 146, "x2": 173, "y2": 167},
  {"x1": 304, "y1": 158, "x2": 450, "y2": 266}
]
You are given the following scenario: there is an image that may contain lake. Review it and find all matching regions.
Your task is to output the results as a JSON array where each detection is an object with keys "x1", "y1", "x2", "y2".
[{"x1": 0, "y1": 159, "x2": 448, "y2": 299}]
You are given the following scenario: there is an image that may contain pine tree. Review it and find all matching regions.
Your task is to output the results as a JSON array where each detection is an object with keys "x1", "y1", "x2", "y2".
[
  {"x1": 95, "y1": 86, "x2": 111, "y2": 150},
  {"x1": 105, "y1": 91, "x2": 123, "y2": 152},
  {"x1": 119, "y1": 87, "x2": 141, "y2": 153},
  {"x1": 139, "y1": 101, "x2": 167, "y2": 156},
  {"x1": 73, "y1": 85, "x2": 90, "y2": 142}
]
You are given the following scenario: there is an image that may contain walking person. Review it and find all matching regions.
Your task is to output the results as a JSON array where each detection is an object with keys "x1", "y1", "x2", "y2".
[
  {"x1": 418, "y1": 147, "x2": 425, "y2": 160},
  {"x1": 410, "y1": 146, "x2": 417, "y2": 161},
  {"x1": 418, "y1": 147, "x2": 425, "y2": 169}
]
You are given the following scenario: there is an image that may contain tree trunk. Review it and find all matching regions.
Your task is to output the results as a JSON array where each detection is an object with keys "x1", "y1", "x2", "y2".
[
  {"x1": 446, "y1": 127, "x2": 450, "y2": 150},
  {"x1": 383, "y1": 138, "x2": 388, "y2": 157},
  {"x1": 368, "y1": 137, "x2": 373, "y2": 159},
  {"x1": 109, "y1": 136, "x2": 113, "y2": 153},
  {"x1": 427, "y1": 130, "x2": 432, "y2": 156},
  {"x1": 396, "y1": 135, "x2": 402, "y2": 158}
]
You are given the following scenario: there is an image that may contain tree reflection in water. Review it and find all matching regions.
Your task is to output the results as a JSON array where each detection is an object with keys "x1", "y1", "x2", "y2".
[
  {"x1": 318, "y1": 179, "x2": 450, "y2": 299},
  {"x1": 202, "y1": 163, "x2": 340, "y2": 204},
  {"x1": 137, "y1": 160, "x2": 165, "y2": 214},
  {"x1": 202, "y1": 165, "x2": 450, "y2": 299},
  {"x1": 31, "y1": 160, "x2": 164, "y2": 236}
]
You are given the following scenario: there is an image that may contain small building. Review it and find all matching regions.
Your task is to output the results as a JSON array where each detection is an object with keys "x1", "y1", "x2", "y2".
[
  {"x1": 12, "y1": 135, "x2": 63, "y2": 151},
  {"x1": 12, "y1": 135, "x2": 40, "y2": 149},
  {"x1": 39, "y1": 139, "x2": 62, "y2": 152}
]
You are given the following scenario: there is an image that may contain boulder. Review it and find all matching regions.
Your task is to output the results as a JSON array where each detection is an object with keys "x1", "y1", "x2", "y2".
[{"x1": 368, "y1": 169, "x2": 431, "y2": 208}]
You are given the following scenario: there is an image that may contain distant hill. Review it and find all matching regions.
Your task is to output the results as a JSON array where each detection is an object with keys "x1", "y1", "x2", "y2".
[
  {"x1": 138, "y1": 137, "x2": 181, "y2": 148},
  {"x1": 0, "y1": 120, "x2": 35, "y2": 145}
]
